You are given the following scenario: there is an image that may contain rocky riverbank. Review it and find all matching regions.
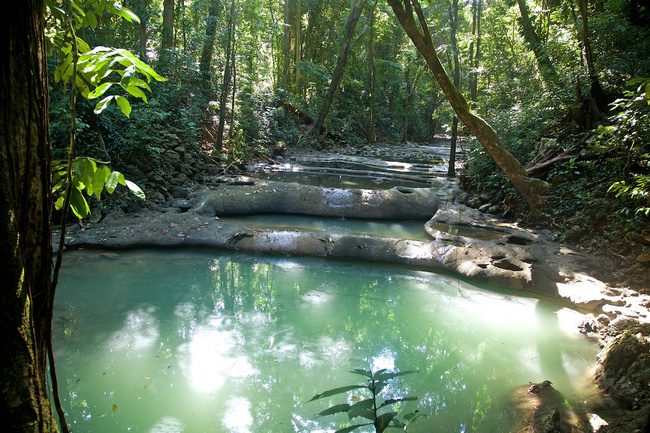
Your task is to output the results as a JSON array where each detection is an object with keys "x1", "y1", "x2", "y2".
[{"x1": 56, "y1": 145, "x2": 650, "y2": 432}]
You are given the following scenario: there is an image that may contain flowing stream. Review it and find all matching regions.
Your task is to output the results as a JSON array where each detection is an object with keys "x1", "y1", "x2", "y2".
[{"x1": 54, "y1": 249, "x2": 597, "y2": 433}]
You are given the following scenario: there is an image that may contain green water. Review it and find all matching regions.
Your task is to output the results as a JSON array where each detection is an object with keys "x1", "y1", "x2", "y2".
[{"x1": 53, "y1": 249, "x2": 597, "y2": 433}]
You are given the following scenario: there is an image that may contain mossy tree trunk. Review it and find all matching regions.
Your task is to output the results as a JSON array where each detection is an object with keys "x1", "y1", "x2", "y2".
[
  {"x1": 0, "y1": 1, "x2": 58, "y2": 431},
  {"x1": 387, "y1": 0, "x2": 550, "y2": 218}
]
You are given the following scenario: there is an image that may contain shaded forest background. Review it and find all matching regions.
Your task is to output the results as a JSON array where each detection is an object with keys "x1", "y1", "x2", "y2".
[{"x1": 47, "y1": 0, "x2": 650, "y2": 284}]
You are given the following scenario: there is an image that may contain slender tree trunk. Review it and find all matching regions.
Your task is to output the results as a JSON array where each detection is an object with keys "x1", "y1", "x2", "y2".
[
  {"x1": 368, "y1": 0, "x2": 378, "y2": 144},
  {"x1": 516, "y1": 0, "x2": 559, "y2": 88},
  {"x1": 387, "y1": 0, "x2": 550, "y2": 218},
  {"x1": 199, "y1": 0, "x2": 222, "y2": 91},
  {"x1": 281, "y1": 0, "x2": 291, "y2": 91},
  {"x1": 160, "y1": 0, "x2": 175, "y2": 66},
  {"x1": 215, "y1": 0, "x2": 237, "y2": 152},
  {"x1": 0, "y1": 1, "x2": 59, "y2": 431},
  {"x1": 578, "y1": 0, "x2": 605, "y2": 110},
  {"x1": 312, "y1": 0, "x2": 369, "y2": 141},
  {"x1": 468, "y1": 0, "x2": 482, "y2": 105},
  {"x1": 448, "y1": 0, "x2": 460, "y2": 177},
  {"x1": 403, "y1": 66, "x2": 413, "y2": 143},
  {"x1": 138, "y1": 0, "x2": 148, "y2": 61},
  {"x1": 294, "y1": 0, "x2": 302, "y2": 95}
]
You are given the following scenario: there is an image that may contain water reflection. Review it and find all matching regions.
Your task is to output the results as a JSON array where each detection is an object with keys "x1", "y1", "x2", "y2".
[{"x1": 53, "y1": 250, "x2": 597, "y2": 433}]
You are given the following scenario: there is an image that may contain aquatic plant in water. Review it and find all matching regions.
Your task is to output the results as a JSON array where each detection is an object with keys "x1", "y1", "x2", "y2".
[{"x1": 308, "y1": 368, "x2": 425, "y2": 432}]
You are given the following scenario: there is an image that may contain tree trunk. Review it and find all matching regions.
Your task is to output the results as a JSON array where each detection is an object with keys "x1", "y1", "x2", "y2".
[
  {"x1": 281, "y1": 0, "x2": 292, "y2": 91},
  {"x1": 468, "y1": 0, "x2": 482, "y2": 105},
  {"x1": 387, "y1": 0, "x2": 550, "y2": 218},
  {"x1": 160, "y1": 0, "x2": 175, "y2": 65},
  {"x1": 448, "y1": 0, "x2": 460, "y2": 178},
  {"x1": 311, "y1": 0, "x2": 369, "y2": 142},
  {"x1": 199, "y1": 0, "x2": 222, "y2": 91},
  {"x1": 0, "y1": 1, "x2": 58, "y2": 431},
  {"x1": 138, "y1": 0, "x2": 148, "y2": 61},
  {"x1": 215, "y1": 0, "x2": 237, "y2": 152},
  {"x1": 578, "y1": 0, "x2": 606, "y2": 111},
  {"x1": 368, "y1": 0, "x2": 378, "y2": 144},
  {"x1": 516, "y1": 0, "x2": 559, "y2": 89},
  {"x1": 294, "y1": 0, "x2": 302, "y2": 95}
]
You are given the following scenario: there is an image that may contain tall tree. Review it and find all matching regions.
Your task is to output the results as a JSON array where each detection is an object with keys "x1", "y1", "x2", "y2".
[
  {"x1": 448, "y1": 0, "x2": 461, "y2": 177},
  {"x1": 368, "y1": 0, "x2": 378, "y2": 144},
  {"x1": 215, "y1": 0, "x2": 237, "y2": 151},
  {"x1": 138, "y1": 0, "x2": 148, "y2": 61},
  {"x1": 468, "y1": 0, "x2": 482, "y2": 105},
  {"x1": 199, "y1": 0, "x2": 222, "y2": 91},
  {"x1": 160, "y1": 0, "x2": 175, "y2": 65},
  {"x1": 387, "y1": 0, "x2": 550, "y2": 218},
  {"x1": 577, "y1": 0, "x2": 605, "y2": 109},
  {"x1": 312, "y1": 0, "x2": 369, "y2": 141},
  {"x1": 0, "y1": 0, "x2": 59, "y2": 431},
  {"x1": 516, "y1": 0, "x2": 559, "y2": 88}
]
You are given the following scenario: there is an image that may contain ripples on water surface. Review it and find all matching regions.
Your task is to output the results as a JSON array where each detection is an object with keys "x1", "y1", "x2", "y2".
[{"x1": 54, "y1": 249, "x2": 597, "y2": 433}]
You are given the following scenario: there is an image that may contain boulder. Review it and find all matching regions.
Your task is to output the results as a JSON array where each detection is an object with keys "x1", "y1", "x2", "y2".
[{"x1": 191, "y1": 179, "x2": 440, "y2": 220}]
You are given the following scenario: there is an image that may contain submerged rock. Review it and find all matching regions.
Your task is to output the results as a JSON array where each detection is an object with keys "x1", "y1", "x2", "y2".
[{"x1": 191, "y1": 178, "x2": 440, "y2": 220}]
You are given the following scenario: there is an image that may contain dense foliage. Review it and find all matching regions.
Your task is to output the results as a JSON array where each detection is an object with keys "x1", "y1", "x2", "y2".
[{"x1": 45, "y1": 0, "x2": 649, "y2": 259}]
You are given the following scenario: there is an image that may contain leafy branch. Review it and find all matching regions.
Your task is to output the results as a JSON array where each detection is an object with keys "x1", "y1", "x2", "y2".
[{"x1": 309, "y1": 368, "x2": 425, "y2": 433}]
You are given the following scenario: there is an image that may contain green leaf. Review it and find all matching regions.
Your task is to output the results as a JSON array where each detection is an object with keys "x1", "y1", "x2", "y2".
[
  {"x1": 113, "y1": 4, "x2": 140, "y2": 23},
  {"x1": 70, "y1": 187, "x2": 90, "y2": 219},
  {"x1": 309, "y1": 385, "x2": 367, "y2": 402},
  {"x1": 120, "y1": 64, "x2": 136, "y2": 89},
  {"x1": 349, "y1": 369, "x2": 373, "y2": 378},
  {"x1": 334, "y1": 424, "x2": 371, "y2": 433},
  {"x1": 125, "y1": 180, "x2": 146, "y2": 200},
  {"x1": 94, "y1": 95, "x2": 114, "y2": 114},
  {"x1": 128, "y1": 77, "x2": 152, "y2": 92},
  {"x1": 76, "y1": 36, "x2": 91, "y2": 54},
  {"x1": 374, "y1": 412, "x2": 397, "y2": 433},
  {"x1": 319, "y1": 403, "x2": 350, "y2": 416},
  {"x1": 87, "y1": 82, "x2": 114, "y2": 99},
  {"x1": 86, "y1": 10, "x2": 98, "y2": 28},
  {"x1": 92, "y1": 165, "x2": 111, "y2": 199},
  {"x1": 54, "y1": 196, "x2": 65, "y2": 211},
  {"x1": 123, "y1": 84, "x2": 148, "y2": 102},
  {"x1": 115, "y1": 95, "x2": 132, "y2": 118},
  {"x1": 374, "y1": 370, "x2": 419, "y2": 383},
  {"x1": 347, "y1": 399, "x2": 374, "y2": 420},
  {"x1": 378, "y1": 396, "x2": 418, "y2": 410},
  {"x1": 105, "y1": 171, "x2": 120, "y2": 193}
]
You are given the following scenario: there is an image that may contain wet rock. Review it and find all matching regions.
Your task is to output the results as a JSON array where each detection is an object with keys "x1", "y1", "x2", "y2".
[
  {"x1": 512, "y1": 380, "x2": 586, "y2": 432},
  {"x1": 596, "y1": 319, "x2": 650, "y2": 408},
  {"x1": 191, "y1": 179, "x2": 440, "y2": 220}
]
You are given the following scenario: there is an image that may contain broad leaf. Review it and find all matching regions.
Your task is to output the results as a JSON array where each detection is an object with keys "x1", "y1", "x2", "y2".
[
  {"x1": 94, "y1": 95, "x2": 114, "y2": 114},
  {"x1": 125, "y1": 179, "x2": 146, "y2": 200},
  {"x1": 334, "y1": 424, "x2": 372, "y2": 433},
  {"x1": 349, "y1": 369, "x2": 372, "y2": 378},
  {"x1": 70, "y1": 187, "x2": 90, "y2": 219},
  {"x1": 374, "y1": 412, "x2": 397, "y2": 433},
  {"x1": 319, "y1": 403, "x2": 350, "y2": 416},
  {"x1": 378, "y1": 396, "x2": 418, "y2": 410},
  {"x1": 115, "y1": 95, "x2": 132, "y2": 118},
  {"x1": 309, "y1": 385, "x2": 367, "y2": 402},
  {"x1": 87, "y1": 82, "x2": 114, "y2": 99},
  {"x1": 347, "y1": 399, "x2": 374, "y2": 420},
  {"x1": 105, "y1": 171, "x2": 120, "y2": 193},
  {"x1": 374, "y1": 370, "x2": 418, "y2": 383}
]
